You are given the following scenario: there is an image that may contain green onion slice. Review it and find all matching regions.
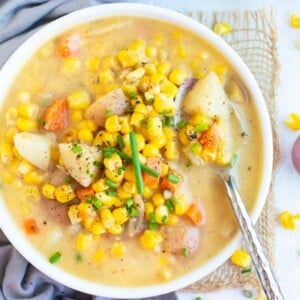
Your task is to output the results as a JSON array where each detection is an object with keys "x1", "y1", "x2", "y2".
[
  {"x1": 167, "y1": 173, "x2": 180, "y2": 183},
  {"x1": 49, "y1": 251, "x2": 61, "y2": 264},
  {"x1": 117, "y1": 134, "x2": 125, "y2": 148},
  {"x1": 129, "y1": 131, "x2": 144, "y2": 194}
]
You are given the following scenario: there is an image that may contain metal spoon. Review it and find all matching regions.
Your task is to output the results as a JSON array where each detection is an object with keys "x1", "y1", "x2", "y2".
[{"x1": 223, "y1": 175, "x2": 284, "y2": 300}]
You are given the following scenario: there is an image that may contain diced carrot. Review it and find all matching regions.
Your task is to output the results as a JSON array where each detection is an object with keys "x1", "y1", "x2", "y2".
[
  {"x1": 23, "y1": 218, "x2": 39, "y2": 234},
  {"x1": 143, "y1": 157, "x2": 162, "y2": 188},
  {"x1": 159, "y1": 169, "x2": 183, "y2": 192},
  {"x1": 199, "y1": 123, "x2": 221, "y2": 151},
  {"x1": 76, "y1": 186, "x2": 95, "y2": 202},
  {"x1": 41, "y1": 99, "x2": 68, "y2": 131},
  {"x1": 186, "y1": 202, "x2": 204, "y2": 225},
  {"x1": 57, "y1": 33, "x2": 81, "y2": 58}
]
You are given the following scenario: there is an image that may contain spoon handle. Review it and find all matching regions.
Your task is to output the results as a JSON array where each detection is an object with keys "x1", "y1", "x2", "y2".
[{"x1": 224, "y1": 175, "x2": 284, "y2": 300}]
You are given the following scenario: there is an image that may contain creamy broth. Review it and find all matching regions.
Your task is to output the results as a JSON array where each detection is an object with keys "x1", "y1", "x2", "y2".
[{"x1": 0, "y1": 17, "x2": 263, "y2": 286}]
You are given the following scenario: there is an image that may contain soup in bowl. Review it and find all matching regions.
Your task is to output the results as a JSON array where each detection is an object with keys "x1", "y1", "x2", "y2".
[{"x1": 0, "y1": 3, "x2": 272, "y2": 298}]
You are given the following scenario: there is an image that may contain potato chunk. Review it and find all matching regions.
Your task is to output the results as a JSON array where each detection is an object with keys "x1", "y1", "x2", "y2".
[
  {"x1": 14, "y1": 132, "x2": 55, "y2": 170},
  {"x1": 85, "y1": 88, "x2": 128, "y2": 127},
  {"x1": 58, "y1": 143, "x2": 102, "y2": 187}
]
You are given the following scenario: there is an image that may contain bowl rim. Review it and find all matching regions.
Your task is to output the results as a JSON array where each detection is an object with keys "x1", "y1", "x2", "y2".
[{"x1": 0, "y1": 2, "x2": 273, "y2": 298}]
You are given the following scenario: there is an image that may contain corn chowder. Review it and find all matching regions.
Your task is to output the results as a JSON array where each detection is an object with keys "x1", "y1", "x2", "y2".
[{"x1": 0, "y1": 17, "x2": 263, "y2": 286}]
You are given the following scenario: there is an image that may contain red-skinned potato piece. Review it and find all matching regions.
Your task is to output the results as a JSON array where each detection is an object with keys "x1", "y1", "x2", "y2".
[
  {"x1": 85, "y1": 88, "x2": 128, "y2": 127},
  {"x1": 292, "y1": 135, "x2": 300, "y2": 174}
]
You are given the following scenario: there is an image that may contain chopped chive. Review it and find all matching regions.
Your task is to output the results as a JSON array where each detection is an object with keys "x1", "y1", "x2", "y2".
[
  {"x1": 104, "y1": 151, "x2": 113, "y2": 158},
  {"x1": 64, "y1": 175, "x2": 73, "y2": 184},
  {"x1": 167, "y1": 173, "x2": 180, "y2": 184},
  {"x1": 146, "y1": 97, "x2": 154, "y2": 104},
  {"x1": 92, "y1": 197, "x2": 102, "y2": 210},
  {"x1": 182, "y1": 248, "x2": 189, "y2": 257},
  {"x1": 189, "y1": 142, "x2": 200, "y2": 154},
  {"x1": 194, "y1": 123, "x2": 210, "y2": 133},
  {"x1": 148, "y1": 222, "x2": 159, "y2": 230},
  {"x1": 117, "y1": 134, "x2": 125, "y2": 148},
  {"x1": 126, "y1": 199, "x2": 134, "y2": 207},
  {"x1": 104, "y1": 108, "x2": 112, "y2": 117},
  {"x1": 49, "y1": 251, "x2": 61, "y2": 264},
  {"x1": 164, "y1": 117, "x2": 174, "y2": 127},
  {"x1": 243, "y1": 290, "x2": 253, "y2": 298},
  {"x1": 121, "y1": 165, "x2": 127, "y2": 171},
  {"x1": 75, "y1": 253, "x2": 83, "y2": 262},
  {"x1": 128, "y1": 206, "x2": 137, "y2": 217},
  {"x1": 161, "y1": 215, "x2": 168, "y2": 223},
  {"x1": 129, "y1": 91, "x2": 137, "y2": 99},
  {"x1": 105, "y1": 178, "x2": 117, "y2": 189},
  {"x1": 165, "y1": 199, "x2": 175, "y2": 212},
  {"x1": 106, "y1": 190, "x2": 118, "y2": 197},
  {"x1": 148, "y1": 212, "x2": 158, "y2": 229},
  {"x1": 241, "y1": 268, "x2": 252, "y2": 274},
  {"x1": 37, "y1": 118, "x2": 46, "y2": 126},
  {"x1": 177, "y1": 119, "x2": 187, "y2": 129},
  {"x1": 195, "y1": 297, "x2": 202, "y2": 300},
  {"x1": 229, "y1": 153, "x2": 239, "y2": 167},
  {"x1": 93, "y1": 160, "x2": 103, "y2": 168},
  {"x1": 129, "y1": 131, "x2": 144, "y2": 194},
  {"x1": 102, "y1": 147, "x2": 160, "y2": 178},
  {"x1": 71, "y1": 144, "x2": 82, "y2": 154}
]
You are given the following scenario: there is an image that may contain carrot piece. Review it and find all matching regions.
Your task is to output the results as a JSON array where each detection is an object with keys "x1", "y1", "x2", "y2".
[
  {"x1": 23, "y1": 218, "x2": 39, "y2": 234},
  {"x1": 199, "y1": 123, "x2": 221, "y2": 151},
  {"x1": 57, "y1": 33, "x2": 81, "y2": 57},
  {"x1": 41, "y1": 99, "x2": 68, "y2": 131},
  {"x1": 76, "y1": 186, "x2": 95, "y2": 202},
  {"x1": 159, "y1": 169, "x2": 183, "y2": 192},
  {"x1": 186, "y1": 203, "x2": 203, "y2": 225},
  {"x1": 143, "y1": 157, "x2": 162, "y2": 188}
]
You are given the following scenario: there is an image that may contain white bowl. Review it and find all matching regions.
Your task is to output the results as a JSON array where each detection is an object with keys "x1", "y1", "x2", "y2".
[{"x1": 0, "y1": 3, "x2": 273, "y2": 298}]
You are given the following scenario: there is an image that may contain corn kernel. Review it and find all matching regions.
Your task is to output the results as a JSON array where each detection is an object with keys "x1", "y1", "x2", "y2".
[
  {"x1": 112, "y1": 207, "x2": 129, "y2": 225},
  {"x1": 143, "y1": 144, "x2": 159, "y2": 157},
  {"x1": 105, "y1": 168, "x2": 124, "y2": 183},
  {"x1": 144, "y1": 63, "x2": 157, "y2": 75},
  {"x1": 290, "y1": 14, "x2": 300, "y2": 28},
  {"x1": 93, "y1": 131, "x2": 117, "y2": 147},
  {"x1": 104, "y1": 115, "x2": 121, "y2": 133},
  {"x1": 126, "y1": 67, "x2": 145, "y2": 83},
  {"x1": 279, "y1": 210, "x2": 296, "y2": 229},
  {"x1": 121, "y1": 81, "x2": 138, "y2": 95},
  {"x1": 16, "y1": 118, "x2": 37, "y2": 131},
  {"x1": 153, "y1": 95, "x2": 176, "y2": 117},
  {"x1": 62, "y1": 57, "x2": 81, "y2": 76},
  {"x1": 55, "y1": 184, "x2": 76, "y2": 203},
  {"x1": 130, "y1": 112, "x2": 145, "y2": 128},
  {"x1": 231, "y1": 249, "x2": 251, "y2": 268},
  {"x1": 213, "y1": 23, "x2": 232, "y2": 34},
  {"x1": 100, "y1": 208, "x2": 115, "y2": 228},
  {"x1": 111, "y1": 243, "x2": 125, "y2": 256},
  {"x1": 140, "y1": 230, "x2": 162, "y2": 251},
  {"x1": 96, "y1": 191, "x2": 115, "y2": 207},
  {"x1": 70, "y1": 110, "x2": 83, "y2": 122},
  {"x1": 163, "y1": 127, "x2": 176, "y2": 140},
  {"x1": 91, "y1": 221, "x2": 106, "y2": 235},
  {"x1": 145, "y1": 202, "x2": 154, "y2": 219},
  {"x1": 98, "y1": 68, "x2": 115, "y2": 84},
  {"x1": 92, "y1": 249, "x2": 105, "y2": 262},
  {"x1": 152, "y1": 193, "x2": 165, "y2": 207},
  {"x1": 0, "y1": 142, "x2": 13, "y2": 164},
  {"x1": 145, "y1": 45, "x2": 157, "y2": 57},
  {"x1": 151, "y1": 73, "x2": 165, "y2": 85},
  {"x1": 18, "y1": 103, "x2": 39, "y2": 119},
  {"x1": 160, "y1": 79, "x2": 178, "y2": 98},
  {"x1": 160, "y1": 163, "x2": 169, "y2": 177},
  {"x1": 62, "y1": 129, "x2": 78, "y2": 143},
  {"x1": 24, "y1": 171, "x2": 45, "y2": 185},
  {"x1": 67, "y1": 90, "x2": 90, "y2": 110},
  {"x1": 145, "y1": 117, "x2": 163, "y2": 139},
  {"x1": 123, "y1": 181, "x2": 136, "y2": 195},
  {"x1": 174, "y1": 202, "x2": 189, "y2": 215},
  {"x1": 108, "y1": 224, "x2": 123, "y2": 235},
  {"x1": 134, "y1": 103, "x2": 147, "y2": 114},
  {"x1": 166, "y1": 214, "x2": 179, "y2": 225},
  {"x1": 42, "y1": 183, "x2": 56, "y2": 199},
  {"x1": 5, "y1": 108, "x2": 18, "y2": 124},
  {"x1": 124, "y1": 165, "x2": 136, "y2": 182},
  {"x1": 104, "y1": 153, "x2": 122, "y2": 171},
  {"x1": 86, "y1": 57, "x2": 100, "y2": 71},
  {"x1": 157, "y1": 62, "x2": 171, "y2": 76},
  {"x1": 168, "y1": 68, "x2": 188, "y2": 86},
  {"x1": 176, "y1": 43, "x2": 186, "y2": 58},
  {"x1": 92, "y1": 178, "x2": 108, "y2": 193},
  {"x1": 78, "y1": 128, "x2": 93, "y2": 143},
  {"x1": 118, "y1": 49, "x2": 140, "y2": 68},
  {"x1": 116, "y1": 185, "x2": 131, "y2": 201},
  {"x1": 17, "y1": 160, "x2": 34, "y2": 176},
  {"x1": 143, "y1": 186, "x2": 153, "y2": 199},
  {"x1": 119, "y1": 116, "x2": 131, "y2": 134},
  {"x1": 178, "y1": 128, "x2": 189, "y2": 146},
  {"x1": 164, "y1": 141, "x2": 178, "y2": 160},
  {"x1": 138, "y1": 75, "x2": 151, "y2": 92},
  {"x1": 68, "y1": 205, "x2": 82, "y2": 225},
  {"x1": 285, "y1": 113, "x2": 300, "y2": 130},
  {"x1": 150, "y1": 135, "x2": 167, "y2": 149},
  {"x1": 1, "y1": 173, "x2": 13, "y2": 184}
]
